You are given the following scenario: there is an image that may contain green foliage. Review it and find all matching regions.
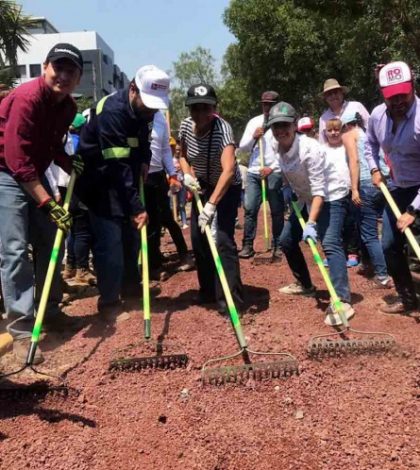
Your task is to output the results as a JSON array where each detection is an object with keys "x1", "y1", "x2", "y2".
[{"x1": 75, "y1": 95, "x2": 94, "y2": 114}]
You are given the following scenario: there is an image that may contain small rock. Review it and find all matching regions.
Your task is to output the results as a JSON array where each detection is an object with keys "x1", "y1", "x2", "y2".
[
  {"x1": 284, "y1": 397, "x2": 293, "y2": 404},
  {"x1": 180, "y1": 388, "x2": 189, "y2": 400},
  {"x1": 158, "y1": 414, "x2": 167, "y2": 424},
  {"x1": 295, "y1": 409, "x2": 304, "y2": 419},
  {"x1": 274, "y1": 385, "x2": 280, "y2": 392},
  {"x1": 390, "y1": 452, "x2": 399, "y2": 462}
]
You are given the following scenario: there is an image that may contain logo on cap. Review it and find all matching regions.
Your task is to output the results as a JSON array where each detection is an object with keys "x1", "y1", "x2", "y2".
[
  {"x1": 281, "y1": 105, "x2": 288, "y2": 114},
  {"x1": 386, "y1": 68, "x2": 403, "y2": 84},
  {"x1": 53, "y1": 48, "x2": 79, "y2": 58},
  {"x1": 151, "y1": 82, "x2": 168, "y2": 90},
  {"x1": 194, "y1": 86, "x2": 207, "y2": 96}
]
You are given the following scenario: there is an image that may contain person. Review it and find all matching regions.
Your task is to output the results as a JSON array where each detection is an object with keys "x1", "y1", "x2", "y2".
[
  {"x1": 341, "y1": 111, "x2": 392, "y2": 288},
  {"x1": 319, "y1": 78, "x2": 370, "y2": 144},
  {"x1": 179, "y1": 83, "x2": 244, "y2": 314},
  {"x1": 172, "y1": 139, "x2": 189, "y2": 229},
  {"x1": 297, "y1": 116, "x2": 316, "y2": 138},
  {"x1": 77, "y1": 65, "x2": 169, "y2": 316},
  {"x1": 0, "y1": 43, "x2": 84, "y2": 363},
  {"x1": 269, "y1": 102, "x2": 354, "y2": 326},
  {"x1": 237, "y1": 91, "x2": 284, "y2": 260},
  {"x1": 145, "y1": 111, "x2": 194, "y2": 278},
  {"x1": 365, "y1": 60, "x2": 420, "y2": 314}
]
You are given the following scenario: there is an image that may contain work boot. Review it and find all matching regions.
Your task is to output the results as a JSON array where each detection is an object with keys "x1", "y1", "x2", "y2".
[
  {"x1": 73, "y1": 268, "x2": 96, "y2": 286},
  {"x1": 98, "y1": 300, "x2": 124, "y2": 323},
  {"x1": 13, "y1": 337, "x2": 44, "y2": 365},
  {"x1": 178, "y1": 253, "x2": 195, "y2": 272},
  {"x1": 238, "y1": 244, "x2": 255, "y2": 259},
  {"x1": 62, "y1": 265, "x2": 76, "y2": 281},
  {"x1": 379, "y1": 301, "x2": 417, "y2": 315},
  {"x1": 43, "y1": 311, "x2": 84, "y2": 332}
]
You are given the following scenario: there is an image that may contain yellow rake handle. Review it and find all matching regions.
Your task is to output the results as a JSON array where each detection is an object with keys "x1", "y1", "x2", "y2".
[
  {"x1": 139, "y1": 177, "x2": 151, "y2": 339},
  {"x1": 193, "y1": 191, "x2": 247, "y2": 349},
  {"x1": 291, "y1": 200, "x2": 349, "y2": 327},
  {"x1": 380, "y1": 182, "x2": 420, "y2": 262},
  {"x1": 258, "y1": 139, "x2": 270, "y2": 250}
]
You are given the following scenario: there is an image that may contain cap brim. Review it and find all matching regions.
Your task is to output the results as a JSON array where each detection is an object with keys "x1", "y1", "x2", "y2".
[
  {"x1": 381, "y1": 81, "x2": 412, "y2": 99},
  {"x1": 267, "y1": 116, "x2": 295, "y2": 126},
  {"x1": 140, "y1": 91, "x2": 169, "y2": 110},
  {"x1": 185, "y1": 96, "x2": 217, "y2": 106},
  {"x1": 320, "y1": 85, "x2": 349, "y2": 97},
  {"x1": 49, "y1": 55, "x2": 83, "y2": 71}
]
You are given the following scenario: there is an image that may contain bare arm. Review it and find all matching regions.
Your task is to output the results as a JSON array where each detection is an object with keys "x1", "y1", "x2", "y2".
[
  {"x1": 342, "y1": 129, "x2": 362, "y2": 206},
  {"x1": 307, "y1": 195, "x2": 324, "y2": 224},
  {"x1": 209, "y1": 144, "x2": 236, "y2": 205},
  {"x1": 21, "y1": 179, "x2": 51, "y2": 205}
]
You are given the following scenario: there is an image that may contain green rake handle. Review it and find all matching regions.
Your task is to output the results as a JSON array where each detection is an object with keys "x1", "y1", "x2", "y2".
[
  {"x1": 139, "y1": 177, "x2": 151, "y2": 340},
  {"x1": 258, "y1": 139, "x2": 270, "y2": 250},
  {"x1": 380, "y1": 182, "x2": 420, "y2": 261},
  {"x1": 291, "y1": 200, "x2": 349, "y2": 328},
  {"x1": 26, "y1": 171, "x2": 77, "y2": 365},
  {"x1": 193, "y1": 191, "x2": 248, "y2": 350}
]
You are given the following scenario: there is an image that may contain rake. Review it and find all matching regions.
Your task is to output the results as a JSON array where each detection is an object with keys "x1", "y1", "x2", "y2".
[
  {"x1": 291, "y1": 200, "x2": 396, "y2": 358},
  {"x1": 194, "y1": 191, "x2": 298, "y2": 385},
  {"x1": 380, "y1": 183, "x2": 420, "y2": 261},
  {"x1": 0, "y1": 172, "x2": 79, "y2": 399},
  {"x1": 109, "y1": 176, "x2": 188, "y2": 372},
  {"x1": 253, "y1": 139, "x2": 272, "y2": 265}
]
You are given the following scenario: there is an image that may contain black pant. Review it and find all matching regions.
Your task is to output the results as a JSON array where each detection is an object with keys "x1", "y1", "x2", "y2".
[
  {"x1": 191, "y1": 184, "x2": 244, "y2": 309},
  {"x1": 382, "y1": 186, "x2": 419, "y2": 307},
  {"x1": 144, "y1": 171, "x2": 188, "y2": 269},
  {"x1": 67, "y1": 208, "x2": 93, "y2": 269}
]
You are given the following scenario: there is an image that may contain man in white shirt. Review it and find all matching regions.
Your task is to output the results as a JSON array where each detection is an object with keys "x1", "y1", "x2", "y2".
[
  {"x1": 237, "y1": 91, "x2": 284, "y2": 259},
  {"x1": 145, "y1": 110, "x2": 194, "y2": 278}
]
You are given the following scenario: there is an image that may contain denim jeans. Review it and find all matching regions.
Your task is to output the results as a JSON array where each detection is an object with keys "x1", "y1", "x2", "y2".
[
  {"x1": 243, "y1": 172, "x2": 284, "y2": 248},
  {"x1": 355, "y1": 183, "x2": 387, "y2": 278},
  {"x1": 0, "y1": 172, "x2": 63, "y2": 338},
  {"x1": 67, "y1": 208, "x2": 93, "y2": 269},
  {"x1": 280, "y1": 196, "x2": 351, "y2": 303},
  {"x1": 89, "y1": 212, "x2": 140, "y2": 307},
  {"x1": 191, "y1": 184, "x2": 244, "y2": 309},
  {"x1": 381, "y1": 186, "x2": 418, "y2": 307}
]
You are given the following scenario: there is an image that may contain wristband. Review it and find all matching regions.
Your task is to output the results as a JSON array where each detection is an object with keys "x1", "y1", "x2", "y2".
[
  {"x1": 37, "y1": 196, "x2": 52, "y2": 208},
  {"x1": 370, "y1": 168, "x2": 380, "y2": 175}
]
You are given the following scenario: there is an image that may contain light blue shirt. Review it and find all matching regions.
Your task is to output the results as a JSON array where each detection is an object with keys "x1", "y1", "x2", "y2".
[{"x1": 365, "y1": 97, "x2": 420, "y2": 209}]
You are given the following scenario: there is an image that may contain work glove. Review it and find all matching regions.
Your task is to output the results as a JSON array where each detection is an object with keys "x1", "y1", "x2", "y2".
[
  {"x1": 168, "y1": 175, "x2": 181, "y2": 194},
  {"x1": 302, "y1": 221, "x2": 317, "y2": 243},
  {"x1": 42, "y1": 199, "x2": 72, "y2": 233},
  {"x1": 183, "y1": 173, "x2": 201, "y2": 193},
  {"x1": 71, "y1": 154, "x2": 84, "y2": 176},
  {"x1": 198, "y1": 201, "x2": 216, "y2": 234}
]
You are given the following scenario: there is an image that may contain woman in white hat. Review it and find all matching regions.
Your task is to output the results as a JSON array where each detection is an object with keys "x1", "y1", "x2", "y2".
[{"x1": 319, "y1": 78, "x2": 370, "y2": 144}]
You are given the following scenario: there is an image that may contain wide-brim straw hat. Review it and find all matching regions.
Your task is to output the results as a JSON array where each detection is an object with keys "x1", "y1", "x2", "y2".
[{"x1": 320, "y1": 78, "x2": 349, "y2": 97}]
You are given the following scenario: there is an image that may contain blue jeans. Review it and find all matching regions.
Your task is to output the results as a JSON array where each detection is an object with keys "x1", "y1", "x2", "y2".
[
  {"x1": 381, "y1": 186, "x2": 418, "y2": 307},
  {"x1": 355, "y1": 183, "x2": 387, "y2": 278},
  {"x1": 280, "y1": 196, "x2": 351, "y2": 303},
  {"x1": 89, "y1": 212, "x2": 140, "y2": 307},
  {"x1": 243, "y1": 172, "x2": 284, "y2": 247},
  {"x1": 0, "y1": 172, "x2": 63, "y2": 338}
]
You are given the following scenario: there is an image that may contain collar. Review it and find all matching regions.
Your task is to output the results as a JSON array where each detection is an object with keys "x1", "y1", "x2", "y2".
[
  {"x1": 385, "y1": 96, "x2": 417, "y2": 120},
  {"x1": 280, "y1": 134, "x2": 299, "y2": 160}
]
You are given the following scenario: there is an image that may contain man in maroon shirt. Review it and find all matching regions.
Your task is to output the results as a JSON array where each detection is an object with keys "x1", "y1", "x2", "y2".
[{"x1": 0, "y1": 43, "x2": 84, "y2": 364}]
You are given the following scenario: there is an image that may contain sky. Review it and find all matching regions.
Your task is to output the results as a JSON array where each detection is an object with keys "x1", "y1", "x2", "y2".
[{"x1": 19, "y1": 0, "x2": 236, "y2": 79}]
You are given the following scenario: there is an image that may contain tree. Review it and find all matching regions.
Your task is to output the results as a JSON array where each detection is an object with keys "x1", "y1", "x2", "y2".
[{"x1": 0, "y1": 1, "x2": 32, "y2": 86}]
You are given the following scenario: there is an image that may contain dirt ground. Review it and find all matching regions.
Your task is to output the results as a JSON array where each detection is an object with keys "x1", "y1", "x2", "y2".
[{"x1": 0, "y1": 213, "x2": 419, "y2": 470}]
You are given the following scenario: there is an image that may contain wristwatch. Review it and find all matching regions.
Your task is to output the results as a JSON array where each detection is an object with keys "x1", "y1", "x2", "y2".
[{"x1": 406, "y1": 205, "x2": 418, "y2": 217}]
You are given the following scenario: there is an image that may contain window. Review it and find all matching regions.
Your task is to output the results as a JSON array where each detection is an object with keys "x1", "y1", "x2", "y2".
[
  {"x1": 17, "y1": 65, "x2": 27, "y2": 79},
  {"x1": 29, "y1": 64, "x2": 41, "y2": 77},
  {"x1": 102, "y1": 54, "x2": 109, "y2": 65}
]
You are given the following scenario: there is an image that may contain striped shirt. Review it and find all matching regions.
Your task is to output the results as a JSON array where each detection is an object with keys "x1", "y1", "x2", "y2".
[{"x1": 179, "y1": 116, "x2": 241, "y2": 186}]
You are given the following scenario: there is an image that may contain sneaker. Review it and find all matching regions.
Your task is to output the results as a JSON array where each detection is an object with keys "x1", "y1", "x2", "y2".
[
  {"x1": 238, "y1": 245, "x2": 255, "y2": 259},
  {"x1": 182, "y1": 224, "x2": 189, "y2": 230},
  {"x1": 178, "y1": 254, "x2": 195, "y2": 272},
  {"x1": 278, "y1": 282, "x2": 316, "y2": 296},
  {"x1": 13, "y1": 337, "x2": 44, "y2": 365},
  {"x1": 73, "y1": 268, "x2": 96, "y2": 286},
  {"x1": 62, "y1": 265, "x2": 76, "y2": 281},
  {"x1": 372, "y1": 275, "x2": 393, "y2": 289},
  {"x1": 324, "y1": 302, "x2": 355, "y2": 326},
  {"x1": 150, "y1": 268, "x2": 170, "y2": 282},
  {"x1": 272, "y1": 247, "x2": 282, "y2": 262},
  {"x1": 346, "y1": 255, "x2": 359, "y2": 268}
]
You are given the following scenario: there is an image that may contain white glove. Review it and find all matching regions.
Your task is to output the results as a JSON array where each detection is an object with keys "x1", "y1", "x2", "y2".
[
  {"x1": 198, "y1": 202, "x2": 216, "y2": 234},
  {"x1": 183, "y1": 173, "x2": 201, "y2": 192}
]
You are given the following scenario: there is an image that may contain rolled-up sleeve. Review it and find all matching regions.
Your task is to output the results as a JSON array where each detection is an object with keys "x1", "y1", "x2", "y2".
[
  {"x1": 365, "y1": 116, "x2": 380, "y2": 171},
  {"x1": 304, "y1": 143, "x2": 326, "y2": 198}
]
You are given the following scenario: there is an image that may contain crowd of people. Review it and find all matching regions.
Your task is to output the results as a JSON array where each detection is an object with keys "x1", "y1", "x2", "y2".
[{"x1": 0, "y1": 42, "x2": 419, "y2": 363}]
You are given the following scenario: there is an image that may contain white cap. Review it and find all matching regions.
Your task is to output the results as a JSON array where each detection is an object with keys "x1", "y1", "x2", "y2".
[
  {"x1": 379, "y1": 61, "x2": 413, "y2": 99},
  {"x1": 297, "y1": 117, "x2": 314, "y2": 131},
  {"x1": 135, "y1": 65, "x2": 170, "y2": 110}
]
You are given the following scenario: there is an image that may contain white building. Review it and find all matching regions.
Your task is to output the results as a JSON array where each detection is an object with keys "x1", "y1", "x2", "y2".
[{"x1": 14, "y1": 17, "x2": 129, "y2": 100}]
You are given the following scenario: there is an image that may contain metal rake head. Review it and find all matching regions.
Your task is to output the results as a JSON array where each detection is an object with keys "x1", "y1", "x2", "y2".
[
  {"x1": 202, "y1": 357, "x2": 299, "y2": 385},
  {"x1": 308, "y1": 334, "x2": 396, "y2": 358},
  {"x1": 109, "y1": 353, "x2": 188, "y2": 372}
]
